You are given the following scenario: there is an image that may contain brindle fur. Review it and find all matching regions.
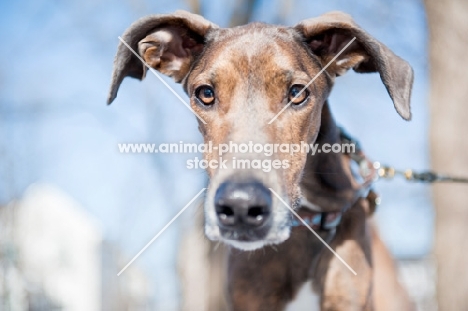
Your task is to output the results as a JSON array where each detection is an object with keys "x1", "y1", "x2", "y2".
[{"x1": 108, "y1": 10, "x2": 414, "y2": 310}]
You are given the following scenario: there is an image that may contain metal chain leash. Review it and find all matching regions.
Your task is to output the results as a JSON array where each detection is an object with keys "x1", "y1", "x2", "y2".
[
  {"x1": 339, "y1": 127, "x2": 468, "y2": 185},
  {"x1": 373, "y1": 162, "x2": 468, "y2": 183}
]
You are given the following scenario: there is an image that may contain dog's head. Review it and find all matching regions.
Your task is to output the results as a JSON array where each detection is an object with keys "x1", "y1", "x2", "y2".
[{"x1": 108, "y1": 10, "x2": 412, "y2": 250}]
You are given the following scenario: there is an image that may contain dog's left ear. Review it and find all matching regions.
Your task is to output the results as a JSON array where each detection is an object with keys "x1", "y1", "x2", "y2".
[
  {"x1": 107, "y1": 10, "x2": 217, "y2": 104},
  {"x1": 295, "y1": 11, "x2": 413, "y2": 120}
]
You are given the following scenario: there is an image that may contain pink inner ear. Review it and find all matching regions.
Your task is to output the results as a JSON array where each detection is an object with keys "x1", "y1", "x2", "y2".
[
  {"x1": 329, "y1": 33, "x2": 347, "y2": 53},
  {"x1": 183, "y1": 37, "x2": 197, "y2": 48},
  {"x1": 157, "y1": 28, "x2": 205, "y2": 58},
  {"x1": 138, "y1": 27, "x2": 208, "y2": 82},
  {"x1": 182, "y1": 36, "x2": 204, "y2": 55},
  {"x1": 309, "y1": 32, "x2": 358, "y2": 56},
  {"x1": 144, "y1": 28, "x2": 200, "y2": 60},
  {"x1": 309, "y1": 39, "x2": 324, "y2": 51}
]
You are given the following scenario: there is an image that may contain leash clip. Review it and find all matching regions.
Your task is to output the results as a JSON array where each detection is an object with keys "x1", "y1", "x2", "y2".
[{"x1": 373, "y1": 162, "x2": 396, "y2": 179}]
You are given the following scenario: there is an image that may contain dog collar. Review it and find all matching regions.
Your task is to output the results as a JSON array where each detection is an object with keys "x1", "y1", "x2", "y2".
[
  {"x1": 291, "y1": 209, "x2": 343, "y2": 231},
  {"x1": 291, "y1": 127, "x2": 381, "y2": 231}
]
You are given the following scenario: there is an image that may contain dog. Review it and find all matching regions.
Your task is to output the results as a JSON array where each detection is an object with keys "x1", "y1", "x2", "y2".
[{"x1": 108, "y1": 10, "x2": 414, "y2": 310}]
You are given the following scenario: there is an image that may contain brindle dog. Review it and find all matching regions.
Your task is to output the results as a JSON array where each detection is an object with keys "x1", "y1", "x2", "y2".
[{"x1": 108, "y1": 10, "x2": 414, "y2": 310}]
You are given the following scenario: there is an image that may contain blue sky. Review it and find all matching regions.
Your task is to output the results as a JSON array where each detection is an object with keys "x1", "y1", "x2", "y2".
[{"x1": 0, "y1": 0, "x2": 431, "y2": 308}]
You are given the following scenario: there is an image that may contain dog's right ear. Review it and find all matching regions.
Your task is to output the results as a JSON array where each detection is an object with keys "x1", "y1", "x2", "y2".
[
  {"x1": 107, "y1": 10, "x2": 217, "y2": 104},
  {"x1": 295, "y1": 11, "x2": 413, "y2": 120}
]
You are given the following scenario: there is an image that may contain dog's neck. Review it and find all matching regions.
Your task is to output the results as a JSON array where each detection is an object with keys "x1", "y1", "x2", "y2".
[{"x1": 300, "y1": 101, "x2": 360, "y2": 212}]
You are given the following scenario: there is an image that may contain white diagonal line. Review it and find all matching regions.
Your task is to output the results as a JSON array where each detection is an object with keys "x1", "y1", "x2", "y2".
[
  {"x1": 117, "y1": 188, "x2": 206, "y2": 276},
  {"x1": 269, "y1": 188, "x2": 357, "y2": 275},
  {"x1": 268, "y1": 37, "x2": 357, "y2": 124},
  {"x1": 118, "y1": 36, "x2": 207, "y2": 125}
]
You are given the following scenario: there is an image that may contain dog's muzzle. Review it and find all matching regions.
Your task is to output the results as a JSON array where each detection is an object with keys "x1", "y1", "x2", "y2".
[{"x1": 214, "y1": 181, "x2": 272, "y2": 241}]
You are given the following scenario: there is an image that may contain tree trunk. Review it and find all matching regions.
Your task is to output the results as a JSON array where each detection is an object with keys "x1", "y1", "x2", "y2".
[{"x1": 425, "y1": 0, "x2": 468, "y2": 310}]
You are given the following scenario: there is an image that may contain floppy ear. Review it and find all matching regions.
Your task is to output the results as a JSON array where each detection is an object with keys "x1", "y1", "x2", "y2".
[
  {"x1": 295, "y1": 11, "x2": 413, "y2": 120},
  {"x1": 107, "y1": 10, "x2": 217, "y2": 104}
]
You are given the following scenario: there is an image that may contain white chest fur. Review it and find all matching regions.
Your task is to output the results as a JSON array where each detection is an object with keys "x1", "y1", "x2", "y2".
[{"x1": 285, "y1": 281, "x2": 320, "y2": 311}]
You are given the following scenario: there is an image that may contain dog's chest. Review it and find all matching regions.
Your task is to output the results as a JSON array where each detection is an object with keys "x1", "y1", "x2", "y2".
[{"x1": 285, "y1": 281, "x2": 320, "y2": 311}]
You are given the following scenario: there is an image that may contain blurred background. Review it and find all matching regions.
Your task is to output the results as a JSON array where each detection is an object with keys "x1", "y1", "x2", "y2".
[{"x1": 1, "y1": 0, "x2": 466, "y2": 310}]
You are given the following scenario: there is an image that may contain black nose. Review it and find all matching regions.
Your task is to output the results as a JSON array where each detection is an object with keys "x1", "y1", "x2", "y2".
[{"x1": 214, "y1": 182, "x2": 272, "y2": 228}]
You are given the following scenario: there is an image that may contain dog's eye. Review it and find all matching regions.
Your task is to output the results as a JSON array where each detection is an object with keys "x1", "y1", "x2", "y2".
[
  {"x1": 195, "y1": 86, "x2": 215, "y2": 105},
  {"x1": 289, "y1": 85, "x2": 309, "y2": 105}
]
